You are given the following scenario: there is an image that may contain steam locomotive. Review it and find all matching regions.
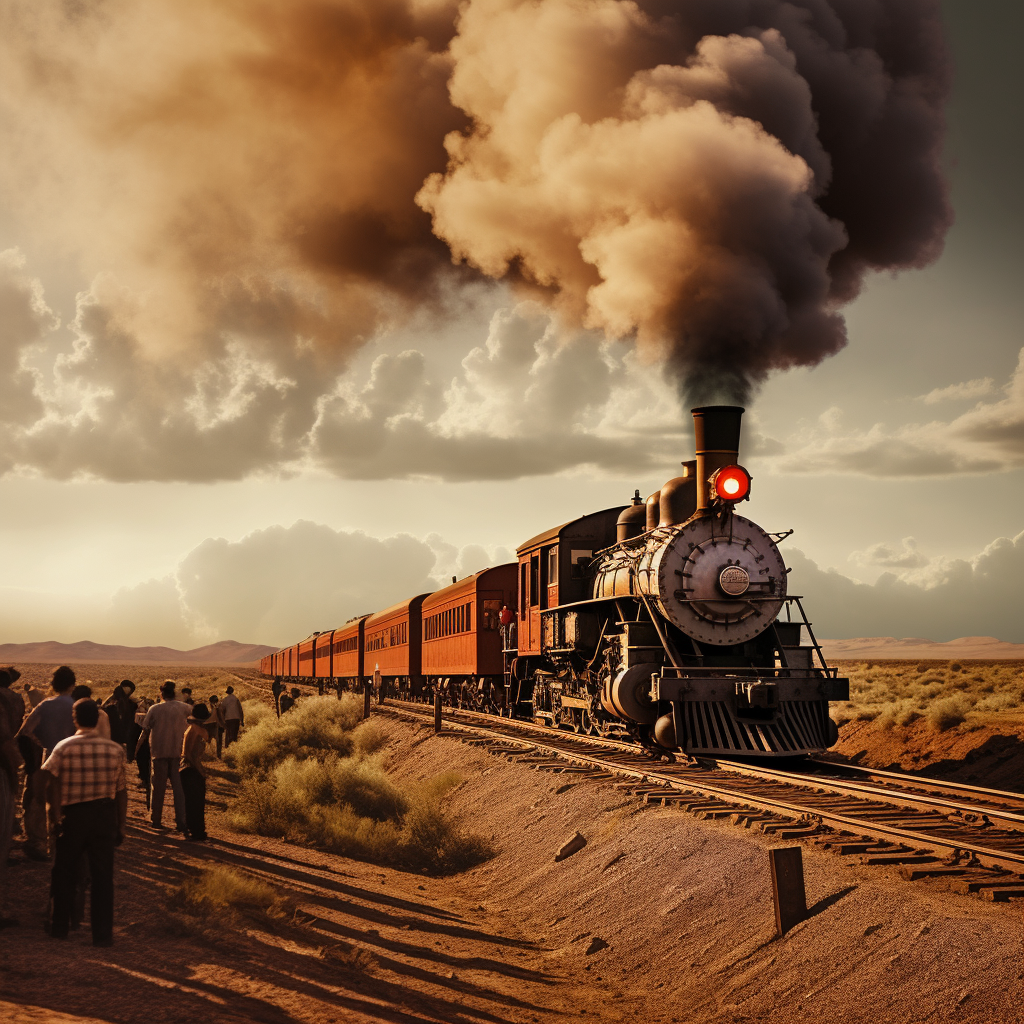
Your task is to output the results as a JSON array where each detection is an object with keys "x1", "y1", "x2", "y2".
[{"x1": 261, "y1": 406, "x2": 848, "y2": 758}]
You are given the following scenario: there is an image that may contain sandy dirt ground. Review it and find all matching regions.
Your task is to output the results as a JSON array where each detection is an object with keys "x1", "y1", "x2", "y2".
[{"x1": 1, "y1": 714, "x2": 1021, "y2": 1024}]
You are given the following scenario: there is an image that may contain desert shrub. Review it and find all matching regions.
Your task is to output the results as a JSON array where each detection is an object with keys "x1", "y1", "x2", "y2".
[
  {"x1": 168, "y1": 864, "x2": 292, "y2": 941},
  {"x1": 949, "y1": 662, "x2": 962, "y2": 673},
  {"x1": 351, "y1": 719, "x2": 391, "y2": 758},
  {"x1": 833, "y1": 704, "x2": 856, "y2": 726},
  {"x1": 233, "y1": 756, "x2": 491, "y2": 873},
  {"x1": 242, "y1": 700, "x2": 275, "y2": 728},
  {"x1": 915, "y1": 663, "x2": 929, "y2": 673},
  {"x1": 226, "y1": 694, "x2": 365, "y2": 775},
  {"x1": 976, "y1": 691, "x2": 1020, "y2": 713},
  {"x1": 927, "y1": 697, "x2": 969, "y2": 732},
  {"x1": 876, "y1": 701, "x2": 921, "y2": 730},
  {"x1": 855, "y1": 707, "x2": 879, "y2": 722}
]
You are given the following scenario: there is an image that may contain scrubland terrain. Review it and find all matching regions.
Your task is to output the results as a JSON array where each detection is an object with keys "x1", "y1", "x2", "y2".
[
  {"x1": 828, "y1": 660, "x2": 1024, "y2": 790},
  {"x1": 11, "y1": 662, "x2": 265, "y2": 707},
  {"x1": 2, "y1": 671, "x2": 1021, "y2": 1024}
]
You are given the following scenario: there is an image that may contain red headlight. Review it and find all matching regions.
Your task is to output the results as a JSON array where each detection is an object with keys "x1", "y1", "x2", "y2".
[{"x1": 712, "y1": 465, "x2": 751, "y2": 502}]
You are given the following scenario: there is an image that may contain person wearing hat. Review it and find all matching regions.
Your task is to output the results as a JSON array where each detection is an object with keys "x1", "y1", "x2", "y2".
[
  {"x1": 103, "y1": 680, "x2": 138, "y2": 757},
  {"x1": 179, "y1": 703, "x2": 210, "y2": 842}
]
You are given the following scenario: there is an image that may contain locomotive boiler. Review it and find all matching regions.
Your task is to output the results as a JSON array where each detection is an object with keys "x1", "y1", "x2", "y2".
[{"x1": 263, "y1": 405, "x2": 847, "y2": 759}]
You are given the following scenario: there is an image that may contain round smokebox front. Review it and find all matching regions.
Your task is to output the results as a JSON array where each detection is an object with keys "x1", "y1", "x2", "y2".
[{"x1": 654, "y1": 515, "x2": 787, "y2": 645}]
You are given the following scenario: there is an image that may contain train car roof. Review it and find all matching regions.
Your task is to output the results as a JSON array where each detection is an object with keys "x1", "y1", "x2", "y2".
[
  {"x1": 516, "y1": 507, "x2": 627, "y2": 555},
  {"x1": 329, "y1": 613, "x2": 371, "y2": 638},
  {"x1": 363, "y1": 592, "x2": 433, "y2": 629},
  {"x1": 421, "y1": 564, "x2": 516, "y2": 612}
]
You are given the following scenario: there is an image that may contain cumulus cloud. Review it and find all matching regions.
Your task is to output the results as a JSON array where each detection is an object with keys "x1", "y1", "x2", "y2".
[
  {"x1": 918, "y1": 378, "x2": 995, "y2": 404},
  {"x1": 769, "y1": 350, "x2": 1024, "y2": 477},
  {"x1": 0, "y1": 259, "x2": 687, "y2": 481},
  {"x1": 310, "y1": 301, "x2": 686, "y2": 480},
  {"x1": 788, "y1": 529, "x2": 1024, "y2": 642},
  {"x1": 849, "y1": 537, "x2": 929, "y2": 570},
  {"x1": 0, "y1": 521, "x2": 519, "y2": 647}
]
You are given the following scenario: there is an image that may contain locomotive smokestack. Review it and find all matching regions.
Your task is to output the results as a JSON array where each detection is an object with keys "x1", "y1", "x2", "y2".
[{"x1": 692, "y1": 406, "x2": 744, "y2": 512}]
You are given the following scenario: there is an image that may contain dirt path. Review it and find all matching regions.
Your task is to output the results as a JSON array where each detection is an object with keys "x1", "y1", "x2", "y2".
[{"x1": 1, "y1": 716, "x2": 1021, "y2": 1024}]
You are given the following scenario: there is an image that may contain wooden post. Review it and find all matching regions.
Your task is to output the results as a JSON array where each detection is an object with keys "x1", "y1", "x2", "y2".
[
  {"x1": 363, "y1": 679, "x2": 371, "y2": 720},
  {"x1": 434, "y1": 689, "x2": 442, "y2": 733},
  {"x1": 769, "y1": 847, "x2": 807, "y2": 936}
]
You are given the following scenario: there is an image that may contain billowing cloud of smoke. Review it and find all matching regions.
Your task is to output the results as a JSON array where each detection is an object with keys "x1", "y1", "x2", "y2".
[
  {"x1": 0, "y1": 0, "x2": 950, "y2": 479},
  {"x1": 419, "y1": 0, "x2": 952, "y2": 404}
]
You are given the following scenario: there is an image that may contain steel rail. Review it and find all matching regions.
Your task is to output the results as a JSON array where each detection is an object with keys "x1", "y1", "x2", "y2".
[
  {"x1": 382, "y1": 699, "x2": 1024, "y2": 874},
  {"x1": 807, "y1": 757, "x2": 1024, "y2": 804},
  {"x1": 714, "y1": 760, "x2": 1024, "y2": 830}
]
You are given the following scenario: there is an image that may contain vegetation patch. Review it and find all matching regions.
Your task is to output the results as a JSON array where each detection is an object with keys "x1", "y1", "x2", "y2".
[
  {"x1": 167, "y1": 865, "x2": 374, "y2": 969},
  {"x1": 833, "y1": 660, "x2": 1023, "y2": 733},
  {"x1": 229, "y1": 695, "x2": 493, "y2": 875}
]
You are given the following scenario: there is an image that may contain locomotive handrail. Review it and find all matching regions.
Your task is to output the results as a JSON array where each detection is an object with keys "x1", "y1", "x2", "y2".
[{"x1": 791, "y1": 595, "x2": 831, "y2": 673}]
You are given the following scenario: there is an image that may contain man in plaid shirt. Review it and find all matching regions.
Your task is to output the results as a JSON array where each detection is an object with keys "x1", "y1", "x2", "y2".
[{"x1": 40, "y1": 698, "x2": 127, "y2": 946}]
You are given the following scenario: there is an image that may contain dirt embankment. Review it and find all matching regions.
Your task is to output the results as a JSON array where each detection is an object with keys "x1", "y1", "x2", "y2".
[
  {"x1": 832, "y1": 716, "x2": 1024, "y2": 792},
  {"x1": 2, "y1": 716, "x2": 1021, "y2": 1024}
]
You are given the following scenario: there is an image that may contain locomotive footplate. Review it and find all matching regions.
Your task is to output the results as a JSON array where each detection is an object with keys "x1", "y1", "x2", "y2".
[{"x1": 652, "y1": 674, "x2": 849, "y2": 704}]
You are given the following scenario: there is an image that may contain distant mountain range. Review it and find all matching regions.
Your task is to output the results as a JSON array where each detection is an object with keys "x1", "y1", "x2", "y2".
[
  {"x1": 0, "y1": 639, "x2": 277, "y2": 666},
  {"x1": 819, "y1": 636, "x2": 1024, "y2": 660},
  {"x1": 1, "y1": 635, "x2": 1020, "y2": 667}
]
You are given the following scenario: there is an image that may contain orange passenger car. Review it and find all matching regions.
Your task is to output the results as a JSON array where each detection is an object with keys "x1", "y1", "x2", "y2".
[
  {"x1": 326, "y1": 615, "x2": 369, "y2": 687},
  {"x1": 421, "y1": 566, "x2": 517, "y2": 693},
  {"x1": 363, "y1": 595, "x2": 430, "y2": 691}
]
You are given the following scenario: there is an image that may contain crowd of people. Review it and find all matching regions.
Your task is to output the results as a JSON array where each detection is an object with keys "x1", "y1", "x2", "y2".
[{"x1": 0, "y1": 665, "x2": 253, "y2": 946}]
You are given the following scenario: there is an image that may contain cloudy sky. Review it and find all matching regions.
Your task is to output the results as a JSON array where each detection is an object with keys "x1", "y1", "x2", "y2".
[{"x1": 0, "y1": 0, "x2": 1021, "y2": 648}]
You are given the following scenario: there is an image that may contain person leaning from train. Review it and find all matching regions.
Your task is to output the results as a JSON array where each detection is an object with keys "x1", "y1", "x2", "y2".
[
  {"x1": 180, "y1": 704, "x2": 210, "y2": 842},
  {"x1": 41, "y1": 697, "x2": 127, "y2": 946}
]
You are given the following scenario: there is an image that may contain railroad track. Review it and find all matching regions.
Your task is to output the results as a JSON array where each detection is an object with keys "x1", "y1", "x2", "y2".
[{"x1": 379, "y1": 697, "x2": 1024, "y2": 902}]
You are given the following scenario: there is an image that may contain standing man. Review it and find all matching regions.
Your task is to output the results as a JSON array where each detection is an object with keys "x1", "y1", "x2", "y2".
[
  {"x1": 17, "y1": 666, "x2": 76, "y2": 860},
  {"x1": 40, "y1": 698, "x2": 126, "y2": 946},
  {"x1": 134, "y1": 681, "x2": 189, "y2": 832},
  {"x1": 220, "y1": 686, "x2": 244, "y2": 748},
  {"x1": 179, "y1": 704, "x2": 210, "y2": 842},
  {"x1": 271, "y1": 676, "x2": 284, "y2": 717},
  {"x1": 103, "y1": 680, "x2": 138, "y2": 758},
  {"x1": 208, "y1": 695, "x2": 226, "y2": 758}
]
